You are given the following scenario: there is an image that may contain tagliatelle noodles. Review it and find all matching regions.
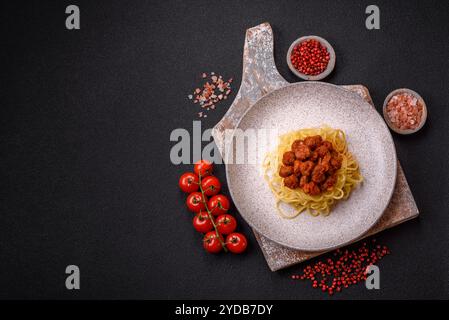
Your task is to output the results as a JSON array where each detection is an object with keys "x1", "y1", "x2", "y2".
[{"x1": 263, "y1": 126, "x2": 363, "y2": 218}]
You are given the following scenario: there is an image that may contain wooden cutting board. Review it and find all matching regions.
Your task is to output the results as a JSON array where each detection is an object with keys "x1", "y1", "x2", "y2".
[{"x1": 212, "y1": 22, "x2": 419, "y2": 271}]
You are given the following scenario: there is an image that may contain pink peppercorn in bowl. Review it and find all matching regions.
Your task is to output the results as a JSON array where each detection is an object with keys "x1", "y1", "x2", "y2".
[
  {"x1": 286, "y1": 35, "x2": 336, "y2": 81},
  {"x1": 383, "y1": 88, "x2": 427, "y2": 135}
]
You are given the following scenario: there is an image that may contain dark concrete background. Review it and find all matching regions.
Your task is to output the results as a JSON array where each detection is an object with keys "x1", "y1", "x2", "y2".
[{"x1": 2, "y1": 0, "x2": 449, "y2": 299}]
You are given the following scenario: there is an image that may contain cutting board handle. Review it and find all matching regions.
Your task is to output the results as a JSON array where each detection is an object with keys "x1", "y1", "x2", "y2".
[{"x1": 212, "y1": 22, "x2": 289, "y2": 155}]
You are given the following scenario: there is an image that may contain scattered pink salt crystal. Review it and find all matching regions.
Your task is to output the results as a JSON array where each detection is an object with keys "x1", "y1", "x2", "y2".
[{"x1": 188, "y1": 72, "x2": 233, "y2": 118}]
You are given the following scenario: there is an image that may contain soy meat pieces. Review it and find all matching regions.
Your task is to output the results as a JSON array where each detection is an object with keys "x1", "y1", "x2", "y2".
[
  {"x1": 282, "y1": 151, "x2": 296, "y2": 166},
  {"x1": 284, "y1": 174, "x2": 299, "y2": 189},
  {"x1": 304, "y1": 135, "x2": 322, "y2": 149},
  {"x1": 294, "y1": 144, "x2": 311, "y2": 161},
  {"x1": 279, "y1": 135, "x2": 342, "y2": 195},
  {"x1": 279, "y1": 165, "x2": 293, "y2": 178},
  {"x1": 298, "y1": 161, "x2": 314, "y2": 176}
]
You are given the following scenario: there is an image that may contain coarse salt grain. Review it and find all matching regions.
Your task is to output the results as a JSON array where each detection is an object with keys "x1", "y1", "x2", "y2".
[{"x1": 385, "y1": 92, "x2": 423, "y2": 130}]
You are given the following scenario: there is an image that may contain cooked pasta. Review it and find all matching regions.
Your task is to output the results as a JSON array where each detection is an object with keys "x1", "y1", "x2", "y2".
[{"x1": 263, "y1": 126, "x2": 362, "y2": 218}]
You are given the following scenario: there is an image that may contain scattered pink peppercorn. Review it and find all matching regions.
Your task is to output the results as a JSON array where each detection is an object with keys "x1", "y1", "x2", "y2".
[{"x1": 291, "y1": 239, "x2": 390, "y2": 296}]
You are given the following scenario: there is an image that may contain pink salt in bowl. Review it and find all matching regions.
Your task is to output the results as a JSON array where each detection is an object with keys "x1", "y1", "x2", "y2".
[{"x1": 383, "y1": 88, "x2": 427, "y2": 135}]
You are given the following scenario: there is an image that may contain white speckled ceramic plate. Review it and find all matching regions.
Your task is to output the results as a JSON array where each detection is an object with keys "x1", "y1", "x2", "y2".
[{"x1": 226, "y1": 82, "x2": 397, "y2": 251}]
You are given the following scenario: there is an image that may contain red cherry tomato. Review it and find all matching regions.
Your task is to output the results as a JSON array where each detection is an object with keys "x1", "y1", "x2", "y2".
[
  {"x1": 226, "y1": 233, "x2": 247, "y2": 254},
  {"x1": 201, "y1": 176, "x2": 221, "y2": 196},
  {"x1": 194, "y1": 160, "x2": 213, "y2": 177},
  {"x1": 216, "y1": 214, "x2": 237, "y2": 235},
  {"x1": 203, "y1": 231, "x2": 223, "y2": 254},
  {"x1": 193, "y1": 212, "x2": 214, "y2": 233},
  {"x1": 186, "y1": 192, "x2": 206, "y2": 213},
  {"x1": 178, "y1": 172, "x2": 199, "y2": 193},
  {"x1": 208, "y1": 194, "x2": 230, "y2": 216}
]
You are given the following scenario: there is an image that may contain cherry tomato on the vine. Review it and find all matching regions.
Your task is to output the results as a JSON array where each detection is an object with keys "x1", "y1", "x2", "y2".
[
  {"x1": 193, "y1": 212, "x2": 214, "y2": 233},
  {"x1": 203, "y1": 231, "x2": 224, "y2": 254},
  {"x1": 194, "y1": 159, "x2": 213, "y2": 177},
  {"x1": 186, "y1": 192, "x2": 207, "y2": 213},
  {"x1": 208, "y1": 194, "x2": 230, "y2": 216},
  {"x1": 216, "y1": 214, "x2": 237, "y2": 235},
  {"x1": 178, "y1": 172, "x2": 199, "y2": 193},
  {"x1": 226, "y1": 233, "x2": 247, "y2": 254},
  {"x1": 201, "y1": 176, "x2": 221, "y2": 196}
]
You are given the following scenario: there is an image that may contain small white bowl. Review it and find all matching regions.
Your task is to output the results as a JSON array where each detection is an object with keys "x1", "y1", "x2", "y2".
[
  {"x1": 286, "y1": 35, "x2": 336, "y2": 81},
  {"x1": 383, "y1": 88, "x2": 427, "y2": 135}
]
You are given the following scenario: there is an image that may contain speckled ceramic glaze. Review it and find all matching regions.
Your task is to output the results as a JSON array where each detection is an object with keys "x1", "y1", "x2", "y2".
[{"x1": 226, "y1": 81, "x2": 397, "y2": 251}]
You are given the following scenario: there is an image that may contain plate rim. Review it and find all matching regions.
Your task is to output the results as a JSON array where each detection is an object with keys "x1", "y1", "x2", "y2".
[{"x1": 224, "y1": 81, "x2": 397, "y2": 252}]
